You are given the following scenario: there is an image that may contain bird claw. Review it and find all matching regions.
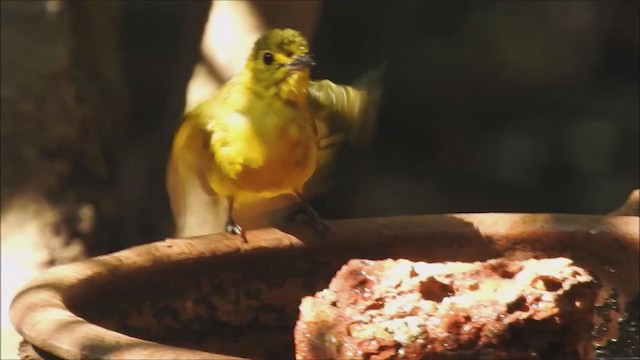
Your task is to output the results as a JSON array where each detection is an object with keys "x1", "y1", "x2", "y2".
[{"x1": 226, "y1": 220, "x2": 247, "y2": 243}]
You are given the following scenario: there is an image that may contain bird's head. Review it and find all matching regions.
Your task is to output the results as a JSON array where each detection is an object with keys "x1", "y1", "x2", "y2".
[{"x1": 245, "y1": 28, "x2": 315, "y2": 100}]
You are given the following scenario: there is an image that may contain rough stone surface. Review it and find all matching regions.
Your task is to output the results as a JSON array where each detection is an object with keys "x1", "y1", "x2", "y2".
[{"x1": 294, "y1": 257, "x2": 599, "y2": 359}]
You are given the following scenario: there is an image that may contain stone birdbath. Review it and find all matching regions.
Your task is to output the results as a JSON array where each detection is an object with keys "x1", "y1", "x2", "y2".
[{"x1": 10, "y1": 190, "x2": 639, "y2": 359}]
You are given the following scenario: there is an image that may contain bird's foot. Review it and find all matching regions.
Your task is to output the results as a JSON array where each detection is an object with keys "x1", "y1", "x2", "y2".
[{"x1": 226, "y1": 220, "x2": 247, "y2": 243}]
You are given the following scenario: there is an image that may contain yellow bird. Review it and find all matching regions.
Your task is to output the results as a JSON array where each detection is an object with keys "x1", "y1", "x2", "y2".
[{"x1": 167, "y1": 28, "x2": 381, "y2": 240}]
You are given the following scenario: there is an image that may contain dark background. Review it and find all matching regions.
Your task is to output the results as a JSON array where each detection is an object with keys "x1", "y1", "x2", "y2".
[
  {"x1": 311, "y1": 0, "x2": 638, "y2": 219},
  {"x1": 1, "y1": 0, "x2": 638, "y2": 258}
]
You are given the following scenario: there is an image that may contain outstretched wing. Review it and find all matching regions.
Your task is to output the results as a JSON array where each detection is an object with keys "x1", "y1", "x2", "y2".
[
  {"x1": 308, "y1": 64, "x2": 385, "y2": 150},
  {"x1": 303, "y1": 66, "x2": 385, "y2": 197}
]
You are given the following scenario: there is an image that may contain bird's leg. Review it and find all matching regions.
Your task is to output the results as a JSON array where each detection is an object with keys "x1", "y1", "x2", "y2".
[
  {"x1": 225, "y1": 197, "x2": 247, "y2": 242},
  {"x1": 294, "y1": 193, "x2": 329, "y2": 236}
]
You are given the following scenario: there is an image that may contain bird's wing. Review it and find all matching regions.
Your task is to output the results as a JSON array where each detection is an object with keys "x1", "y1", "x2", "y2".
[
  {"x1": 308, "y1": 64, "x2": 384, "y2": 150},
  {"x1": 303, "y1": 68, "x2": 385, "y2": 196},
  {"x1": 166, "y1": 112, "x2": 228, "y2": 237},
  {"x1": 167, "y1": 87, "x2": 288, "y2": 236}
]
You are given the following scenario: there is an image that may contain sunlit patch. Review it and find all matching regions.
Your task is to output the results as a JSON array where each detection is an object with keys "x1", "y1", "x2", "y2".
[
  {"x1": 0, "y1": 193, "x2": 65, "y2": 359},
  {"x1": 45, "y1": 0, "x2": 62, "y2": 17},
  {"x1": 203, "y1": 0, "x2": 265, "y2": 78},
  {"x1": 184, "y1": 63, "x2": 220, "y2": 113}
]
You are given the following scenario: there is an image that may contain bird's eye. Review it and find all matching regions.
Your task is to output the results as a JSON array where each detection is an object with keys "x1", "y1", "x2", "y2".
[{"x1": 262, "y1": 52, "x2": 274, "y2": 65}]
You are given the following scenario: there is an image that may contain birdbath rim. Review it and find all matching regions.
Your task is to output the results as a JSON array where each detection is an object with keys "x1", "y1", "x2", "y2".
[{"x1": 10, "y1": 212, "x2": 640, "y2": 360}]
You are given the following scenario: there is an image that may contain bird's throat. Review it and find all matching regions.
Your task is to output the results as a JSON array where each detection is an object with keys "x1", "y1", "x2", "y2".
[{"x1": 277, "y1": 71, "x2": 309, "y2": 105}]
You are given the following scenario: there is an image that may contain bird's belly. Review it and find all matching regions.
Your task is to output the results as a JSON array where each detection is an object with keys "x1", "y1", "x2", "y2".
[
  {"x1": 238, "y1": 150, "x2": 314, "y2": 191},
  {"x1": 209, "y1": 124, "x2": 318, "y2": 202}
]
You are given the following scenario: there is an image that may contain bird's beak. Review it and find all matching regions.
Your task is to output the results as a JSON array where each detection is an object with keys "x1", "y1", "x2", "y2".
[{"x1": 287, "y1": 55, "x2": 315, "y2": 70}]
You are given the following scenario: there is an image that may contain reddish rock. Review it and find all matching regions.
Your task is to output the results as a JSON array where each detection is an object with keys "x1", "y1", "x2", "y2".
[{"x1": 294, "y1": 258, "x2": 599, "y2": 359}]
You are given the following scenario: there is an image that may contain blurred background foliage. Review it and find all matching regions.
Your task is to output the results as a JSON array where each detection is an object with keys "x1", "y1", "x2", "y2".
[
  {"x1": 312, "y1": 0, "x2": 638, "y2": 220},
  {"x1": 1, "y1": 0, "x2": 638, "y2": 256}
]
